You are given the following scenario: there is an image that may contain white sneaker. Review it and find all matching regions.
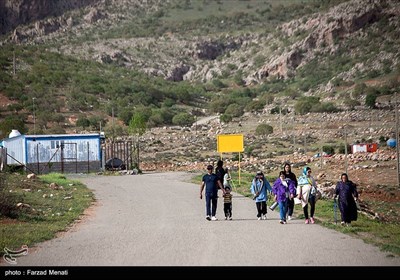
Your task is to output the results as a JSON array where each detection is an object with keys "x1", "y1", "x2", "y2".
[
  {"x1": 288, "y1": 216, "x2": 292, "y2": 221},
  {"x1": 257, "y1": 217, "x2": 261, "y2": 220},
  {"x1": 206, "y1": 216, "x2": 211, "y2": 221},
  {"x1": 262, "y1": 215, "x2": 267, "y2": 220},
  {"x1": 211, "y1": 216, "x2": 218, "y2": 221}
]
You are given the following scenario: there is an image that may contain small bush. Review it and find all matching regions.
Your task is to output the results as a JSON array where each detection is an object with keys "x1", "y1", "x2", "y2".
[
  {"x1": 255, "y1": 124, "x2": 273, "y2": 136},
  {"x1": 322, "y1": 145, "x2": 335, "y2": 155},
  {"x1": 337, "y1": 144, "x2": 351, "y2": 154},
  {"x1": 220, "y1": 114, "x2": 232, "y2": 123}
]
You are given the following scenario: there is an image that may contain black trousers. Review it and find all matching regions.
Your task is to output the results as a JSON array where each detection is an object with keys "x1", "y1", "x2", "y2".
[
  {"x1": 256, "y1": 201, "x2": 267, "y2": 217},
  {"x1": 287, "y1": 198, "x2": 294, "y2": 216},
  {"x1": 224, "y1": 203, "x2": 232, "y2": 218},
  {"x1": 303, "y1": 196, "x2": 316, "y2": 219}
]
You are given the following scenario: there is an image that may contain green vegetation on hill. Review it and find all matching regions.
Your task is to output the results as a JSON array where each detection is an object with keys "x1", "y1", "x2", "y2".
[
  {"x1": 0, "y1": 0, "x2": 399, "y2": 137},
  {"x1": 0, "y1": 44, "x2": 208, "y2": 138}
]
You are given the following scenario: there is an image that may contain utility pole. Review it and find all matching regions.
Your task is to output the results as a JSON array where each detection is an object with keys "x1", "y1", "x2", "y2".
[
  {"x1": 32, "y1": 97, "x2": 36, "y2": 135},
  {"x1": 320, "y1": 146, "x2": 323, "y2": 170},
  {"x1": 395, "y1": 92, "x2": 400, "y2": 187},
  {"x1": 112, "y1": 107, "x2": 115, "y2": 140},
  {"x1": 304, "y1": 134, "x2": 307, "y2": 154},
  {"x1": 344, "y1": 125, "x2": 348, "y2": 175},
  {"x1": 13, "y1": 52, "x2": 16, "y2": 75}
]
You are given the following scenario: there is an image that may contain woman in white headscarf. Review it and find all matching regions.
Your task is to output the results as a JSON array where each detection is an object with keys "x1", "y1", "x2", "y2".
[{"x1": 297, "y1": 167, "x2": 317, "y2": 224}]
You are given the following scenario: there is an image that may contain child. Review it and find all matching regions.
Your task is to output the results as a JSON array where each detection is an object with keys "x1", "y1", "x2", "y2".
[
  {"x1": 250, "y1": 171, "x2": 272, "y2": 220},
  {"x1": 223, "y1": 167, "x2": 232, "y2": 189},
  {"x1": 223, "y1": 187, "x2": 233, "y2": 220}
]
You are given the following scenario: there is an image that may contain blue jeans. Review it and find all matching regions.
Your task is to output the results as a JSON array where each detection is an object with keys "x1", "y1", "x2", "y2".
[
  {"x1": 278, "y1": 200, "x2": 288, "y2": 221},
  {"x1": 205, "y1": 194, "x2": 218, "y2": 217}
]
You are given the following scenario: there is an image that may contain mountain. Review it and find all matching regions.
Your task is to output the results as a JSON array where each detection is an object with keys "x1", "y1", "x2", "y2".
[
  {"x1": 0, "y1": 0, "x2": 99, "y2": 35},
  {"x1": 0, "y1": 0, "x2": 399, "y2": 139}
]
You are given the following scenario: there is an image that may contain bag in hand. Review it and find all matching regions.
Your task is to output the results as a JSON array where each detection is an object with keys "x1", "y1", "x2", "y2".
[{"x1": 253, "y1": 191, "x2": 260, "y2": 200}]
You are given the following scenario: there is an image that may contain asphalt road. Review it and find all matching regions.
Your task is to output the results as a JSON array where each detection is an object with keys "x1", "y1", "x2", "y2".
[{"x1": 10, "y1": 172, "x2": 400, "y2": 266}]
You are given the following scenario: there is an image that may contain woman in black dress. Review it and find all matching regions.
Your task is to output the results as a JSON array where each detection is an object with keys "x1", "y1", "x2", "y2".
[{"x1": 335, "y1": 173, "x2": 359, "y2": 226}]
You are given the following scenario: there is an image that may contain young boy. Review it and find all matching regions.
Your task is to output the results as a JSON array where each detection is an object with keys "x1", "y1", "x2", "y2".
[{"x1": 223, "y1": 187, "x2": 233, "y2": 220}]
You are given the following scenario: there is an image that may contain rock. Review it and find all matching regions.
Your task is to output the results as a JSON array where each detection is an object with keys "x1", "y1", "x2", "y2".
[
  {"x1": 49, "y1": 182, "x2": 59, "y2": 190},
  {"x1": 27, "y1": 173, "x2": 36, "y2": 179}
]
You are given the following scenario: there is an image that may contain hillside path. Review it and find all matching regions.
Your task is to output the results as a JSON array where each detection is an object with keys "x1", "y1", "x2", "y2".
[{"x1": 12, "y1": 172, "x2": 400, "y2": 266}]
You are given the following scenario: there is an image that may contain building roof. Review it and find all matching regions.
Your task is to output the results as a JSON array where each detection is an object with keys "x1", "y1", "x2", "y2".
[{"x1": 2, "y1": 133, "x2": 101, "y2": 142}]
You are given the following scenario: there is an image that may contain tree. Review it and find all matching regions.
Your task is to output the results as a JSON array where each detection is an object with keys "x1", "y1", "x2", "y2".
[
  {"x1": 76, "y1": 117, "x2": 90, "y2": 129},
  {"x1": 225, "y1": 103, "x2": 243, "y2": 117},
  {"x1": 255, "y1": 124, "x2": 273, "y2": 137},
  {"x1": 365, "y1": 89, "x2": 378, "y2": 108},
  {"x1": 172, "y1": 112, "x2": 194, "y2": 127},
  {"x1": 128, "y1": 112, "x2": 147, "y2": 171},
  {"x1": 294, "y1": 96, "x2": 320, "y2": 115},
  {"x1": 220, "y1": 114, "x2": 232, "y2": 123},
  {"x1": 0, "y1": 116, "x2": 27, "y2": 139}
]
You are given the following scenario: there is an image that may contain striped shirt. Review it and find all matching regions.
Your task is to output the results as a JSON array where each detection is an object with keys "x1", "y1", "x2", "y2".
[{"x1": 223, "y1": 193, "x2": 233, "y2": 203}]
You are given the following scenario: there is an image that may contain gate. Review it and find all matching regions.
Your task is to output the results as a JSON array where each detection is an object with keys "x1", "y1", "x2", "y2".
[{"x1": 104, "y1": 140, "x2": 134, "y2": 170}]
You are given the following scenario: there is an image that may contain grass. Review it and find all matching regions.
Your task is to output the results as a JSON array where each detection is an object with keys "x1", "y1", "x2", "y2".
[
  {"x1": 0, "y1": 172, "x2": 94, "y2": 254},
  {"x1": 193, "y1": 171, "x2": 400, "y2": 256},
  {"x1": 314, "y1": 199, "x2": 400, "y2": 256}
]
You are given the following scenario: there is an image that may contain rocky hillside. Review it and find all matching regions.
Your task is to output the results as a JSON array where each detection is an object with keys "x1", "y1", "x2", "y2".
[
  {"x1": 0, "y1": 0, "x2": 399, "y2": 139},
  {"x1": 3, "y1": 0, "x2": 399, "y2": 87},
  {"x1": 0, "y1": 0, "x2": 99, "y2": 35}
]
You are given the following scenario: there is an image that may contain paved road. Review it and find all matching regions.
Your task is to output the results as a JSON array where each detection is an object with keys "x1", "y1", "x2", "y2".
[{"x1": 11, "y1": 172, "x2": 400, "y2": 266}]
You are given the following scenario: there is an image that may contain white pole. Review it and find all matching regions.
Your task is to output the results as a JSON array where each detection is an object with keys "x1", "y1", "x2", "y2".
[{"x1": 32, "y1": 97, "x2": 36, "y2": 135}]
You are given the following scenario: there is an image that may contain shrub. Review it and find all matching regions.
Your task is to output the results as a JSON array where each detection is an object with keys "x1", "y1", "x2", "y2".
[
  {"x1": 244, "y1": 145, "x2": 255, "y2": 157},
  {"x1": 225, "y1": 103, "x2": 244, "y2": 117},
  {"x1": 246, "y1": 100, "x2": 265, "y2": 112},
  {"x1": 322, "y1": 145, "x2": 335, "y2": 155},
  {"x1": 337, "y1": 144, "x2": 351, "y2": 154},
  {"x1": 343, "y1": 98, "x2": 360, "y2": 110},
  {"x1": 212, "y1": 79, "x2": 227, "y2": 88},
  {"x1": 379, "y1": 136, "x2": 388, "y2": 145},
  {"x1": 220, "y1": 114, "x2": 232, "y2": 123},
  {"x1": 172, "y1": 112, "x2": 195, "y2": 127},
  {"x1": 365, "y1": 91, "x2": 378, "y2": 108},
  {"x1": 294, "y1": 100, "x2": 313, "y2": 115},
  {"x1": 270, "y1": 106, "x2": 289, "y2": 115},
  {"x1": 311, "y1": 102, "x2": 339, "y2": 113},
  {"x1": 255, "y1": 124, "x2": 273, "y2": 136}
]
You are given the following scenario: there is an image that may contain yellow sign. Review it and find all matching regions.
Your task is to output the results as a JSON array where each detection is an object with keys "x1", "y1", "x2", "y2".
[{"x1": 217, "y1": 134, "x2": 244, "y2": 153}]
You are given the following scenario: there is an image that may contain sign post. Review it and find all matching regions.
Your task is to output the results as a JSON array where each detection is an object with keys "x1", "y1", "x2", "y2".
[{"x1": 217, "y1": 134, "x2": 244, "y2": 186}]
